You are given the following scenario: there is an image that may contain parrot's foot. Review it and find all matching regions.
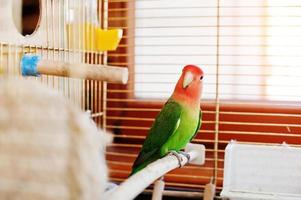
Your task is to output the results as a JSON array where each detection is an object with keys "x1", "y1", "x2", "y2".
[
  {"x1": 168, "y1": 151, "x2": 183, "y2": 167},
  {"x1": 179, "y1": 151, "x2": 190, "y2": 162},
  {"x1": 168, "y1": 150, "x2": 190, "y2": 168}
]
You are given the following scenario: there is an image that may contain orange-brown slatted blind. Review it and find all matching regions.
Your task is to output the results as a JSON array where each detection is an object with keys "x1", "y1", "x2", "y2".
[{"x1": 105, "y1": 0, "x2": 301, "y2": 195}]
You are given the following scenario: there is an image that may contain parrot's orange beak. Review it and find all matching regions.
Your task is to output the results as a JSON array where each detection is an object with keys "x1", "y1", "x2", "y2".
[{"x1": 183, "y1": 71, "x2": 193, "y2": 89}]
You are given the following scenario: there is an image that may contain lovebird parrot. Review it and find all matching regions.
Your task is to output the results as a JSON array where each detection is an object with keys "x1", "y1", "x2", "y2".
[{"x1": 130, "y1": 65, "x2": 204, "y2": 176}]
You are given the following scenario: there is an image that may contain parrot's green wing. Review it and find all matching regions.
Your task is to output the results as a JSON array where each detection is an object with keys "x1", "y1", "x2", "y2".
[
  {"x1": 131, "y1": 99, "x2": 182, "y2": 174},
  {"x1": 189, "y1": 109, "x2": 202, "y2": 141}
]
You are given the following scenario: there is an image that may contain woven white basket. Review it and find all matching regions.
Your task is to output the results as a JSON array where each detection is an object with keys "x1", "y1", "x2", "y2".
[{"x1": 0, "y1": 77, "x2": 111, "y2": 200}]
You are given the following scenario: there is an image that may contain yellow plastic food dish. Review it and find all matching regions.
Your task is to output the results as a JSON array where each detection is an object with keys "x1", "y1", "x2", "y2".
[
  {"x1": 66, "y1": 23, "x2": 123, "y2": 52},
  {"x1": 95, "y1": 28, "x2": 123, "y2": 51}
]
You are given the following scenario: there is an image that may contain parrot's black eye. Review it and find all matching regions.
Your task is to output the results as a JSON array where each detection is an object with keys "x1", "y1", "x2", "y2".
[{"x1": 200, "y1": 76, "x2": 203, "y2": 80}]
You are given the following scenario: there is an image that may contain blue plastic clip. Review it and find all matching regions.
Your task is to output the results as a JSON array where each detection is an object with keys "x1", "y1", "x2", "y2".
[{"x1": 21, "y1": 54, "x2": 41, "y2": 76}]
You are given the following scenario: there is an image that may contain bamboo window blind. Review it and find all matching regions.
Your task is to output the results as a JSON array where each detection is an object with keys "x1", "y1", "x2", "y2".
[{"x1": 106, "y1": 0, "x2": 301, "y2": 195}]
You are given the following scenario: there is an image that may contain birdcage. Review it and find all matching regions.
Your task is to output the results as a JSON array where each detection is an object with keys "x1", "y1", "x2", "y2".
[{"x1": 1, "y1": 0, "x2": 301, "y2": 199}]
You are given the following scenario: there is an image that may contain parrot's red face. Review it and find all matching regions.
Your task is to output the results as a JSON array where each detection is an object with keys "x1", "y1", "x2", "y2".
[{"x1": 172, "y1": 65, "x2": 204, "y2": 106}]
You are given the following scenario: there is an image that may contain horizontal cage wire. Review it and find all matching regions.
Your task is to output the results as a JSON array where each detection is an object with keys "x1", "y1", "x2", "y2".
[{"x1": 1, "y1": 0, "x2": 301, "y2": 199}]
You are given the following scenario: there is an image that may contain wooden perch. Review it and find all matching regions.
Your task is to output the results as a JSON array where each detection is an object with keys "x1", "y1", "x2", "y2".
[
  {"x1": 105, "y1": 143, "x2": 205, "y2": 200},
  {"x1": 152, "y1": 178, "x2": 165, "y2": 200},
  {"x1": 21, "y1": 55, "x2": 128, "y2": 84}
]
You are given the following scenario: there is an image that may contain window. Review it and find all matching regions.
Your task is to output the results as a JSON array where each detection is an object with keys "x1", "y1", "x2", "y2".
[{"x1": 134, "y1": 0, "x2": 301, "y2": 101}]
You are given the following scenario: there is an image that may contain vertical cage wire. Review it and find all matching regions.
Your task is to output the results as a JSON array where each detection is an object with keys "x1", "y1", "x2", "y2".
[
  {"x1": 213, "y1": 0, "x2": 220, "y2": 185},
  {"x1": 102, "y1": 0, "x2": 108, "y2": 130},
  {"x1": 0, "y1": 43, "x2": 2, "y2": 74}
]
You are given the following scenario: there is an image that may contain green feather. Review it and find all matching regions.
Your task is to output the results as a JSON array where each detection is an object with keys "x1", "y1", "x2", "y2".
[
  {"x1": 130, "y1": 98, "x2": 202, "y2": 176},
  {"x1": 131, "y1": 99, "x2": 182, "y2": 175},
  {"x1": 189, "y1": 110, "x2": 202, "y2": 142}
]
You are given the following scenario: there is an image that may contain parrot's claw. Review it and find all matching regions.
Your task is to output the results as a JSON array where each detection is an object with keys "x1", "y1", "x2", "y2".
[
  {"x1": 168, "y1": 151, "x2": 190, "y2": 168},
  {"x1": 168, "y1": 150, "x2": 183, "y2": 167},
  {"x1": 179, "y1": 151, "x2": 191, "y2": 162}
]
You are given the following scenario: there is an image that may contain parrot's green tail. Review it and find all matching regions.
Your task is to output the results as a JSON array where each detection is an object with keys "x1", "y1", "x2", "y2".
[{"x1": 129, "y1": 162, "x2": 148, "y2": 177}]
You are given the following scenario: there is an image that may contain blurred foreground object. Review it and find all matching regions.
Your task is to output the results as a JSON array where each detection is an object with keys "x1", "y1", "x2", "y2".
[{"x1": 0, "y1": 77, "x2": 111, "y2": 200}]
